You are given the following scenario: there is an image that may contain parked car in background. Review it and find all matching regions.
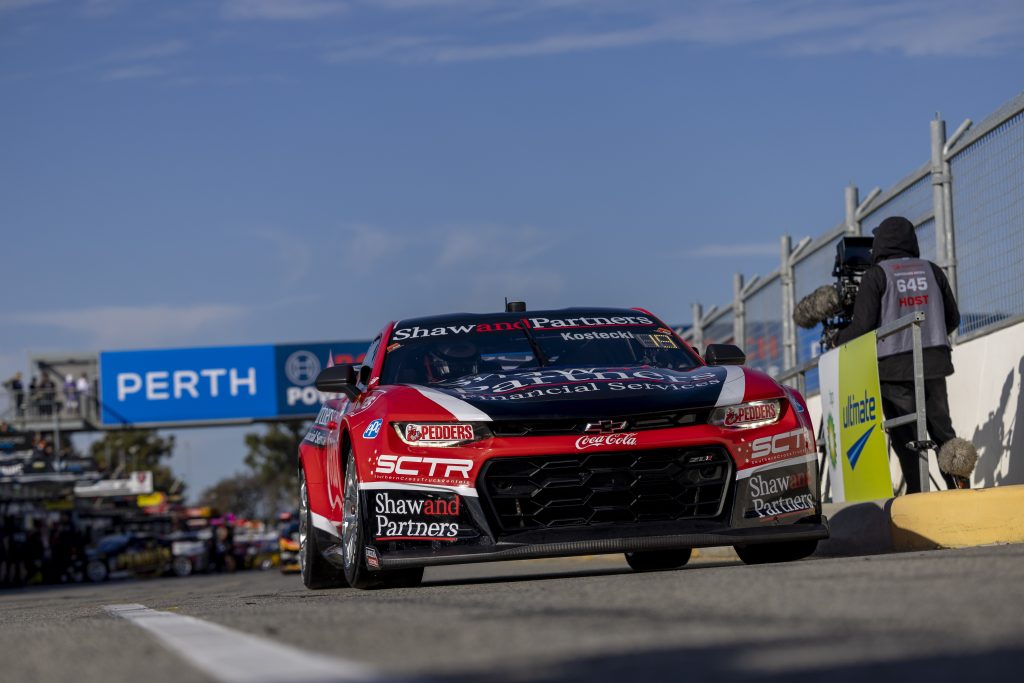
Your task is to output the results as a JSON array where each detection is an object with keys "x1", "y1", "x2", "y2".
[
  {"x1": 85, "y1": 533, "x2": 172, "y2": 582},
  {"x1": 278, "y1": 521, "x2": 301, "y2": 574}
]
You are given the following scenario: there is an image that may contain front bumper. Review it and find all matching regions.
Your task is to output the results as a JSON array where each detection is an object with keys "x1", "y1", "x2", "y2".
[{"x1": 352, "y1": 443, "x2": 826, "y2": 572}]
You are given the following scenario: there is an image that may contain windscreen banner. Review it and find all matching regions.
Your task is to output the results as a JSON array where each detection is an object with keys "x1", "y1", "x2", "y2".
[
  {"x1": 99, "y1": 341, "x2": 367, "y2": 427},
  {"x1": 818, "y1": 332, "x2": 893, "y2": 502}
]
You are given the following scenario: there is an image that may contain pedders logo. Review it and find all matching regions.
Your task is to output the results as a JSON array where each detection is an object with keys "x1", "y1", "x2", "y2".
[
  {"x1": 724, "y1": 402, "x2": 778, "y2": 427},
  {"x1": 405, "y1": 423, "x2": 474, "y2": 444},
  {"x1": 575, "y1": 433, "x2": 638, "y2": 450}
]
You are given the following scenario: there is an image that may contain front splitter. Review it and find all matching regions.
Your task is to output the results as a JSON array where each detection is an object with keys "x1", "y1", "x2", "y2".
[{"x1": 377, "y1": 519, "x2": 829, "y2": 569}]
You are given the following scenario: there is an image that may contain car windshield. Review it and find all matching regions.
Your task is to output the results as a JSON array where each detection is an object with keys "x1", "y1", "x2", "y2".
[{"x1": 381, "y1": 315, "x2": 701, "y2": 386}]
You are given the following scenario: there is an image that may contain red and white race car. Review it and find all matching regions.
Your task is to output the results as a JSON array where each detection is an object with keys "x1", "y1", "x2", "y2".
[{"x1": 297, "y1": 306, "x2": 827, "y2": 589}]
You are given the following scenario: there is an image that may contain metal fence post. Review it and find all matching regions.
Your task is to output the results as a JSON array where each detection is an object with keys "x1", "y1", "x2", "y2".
[
  {"x1": 941, "y1": 118, "x2": 971, "y2": 302},
  {"x1": 733, "y1": 273, "x2": 745, "y2": 350},
  {"x1": 780, "y1": 235, "x2": 796, "y2": 371},
  {"x1": 911, "y1": 320, "x2": 929, "y2": 493},
  {"x1": 930, "y1": 118, "x2": 949, "y2": 281},
  {"x1": 845, "y1": 184, "x2": 860, "y2": 235},
  {"x1": 691, "y1": 302, "x2": 704, "y2": 351}
]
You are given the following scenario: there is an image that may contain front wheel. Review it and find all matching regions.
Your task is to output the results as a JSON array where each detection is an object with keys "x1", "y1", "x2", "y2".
[
  {"x1": 85, "y1": 559, "x2": 109, "y2": 583},
  {"x1": 341, "y1": 447, "x2": 423, "y2": 590},
  {"x1": 172, "y1": 556, "x2": 193, "y2": 577},
  {"x1": 625, "y1": 548, "x2": 692, "y2": 572},
  {"x1": 734, "y1": 539, "x2": 818, "y2": 565},
  {"x1": 299, "y1": 466, "x2": 348, "y2": 590}
]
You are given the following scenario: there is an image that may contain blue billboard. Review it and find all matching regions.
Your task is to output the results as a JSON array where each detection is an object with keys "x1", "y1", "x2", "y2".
[
  {"x1": 99, "y1": 341, "x2": 369, "y2": 427},
  {"x1": 274, "y1": 342, "x2": 368, "y2": 416}
]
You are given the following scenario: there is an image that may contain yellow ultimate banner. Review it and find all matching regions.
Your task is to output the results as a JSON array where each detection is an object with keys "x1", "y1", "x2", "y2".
[{"x1": 818, "y1": 332, "x2": 893, "y2": 502}]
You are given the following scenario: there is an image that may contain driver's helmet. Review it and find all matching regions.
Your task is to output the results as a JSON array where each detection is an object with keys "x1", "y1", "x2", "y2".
[{"x1": 427, "y1": 339, "x2": 481, "y2": 380}]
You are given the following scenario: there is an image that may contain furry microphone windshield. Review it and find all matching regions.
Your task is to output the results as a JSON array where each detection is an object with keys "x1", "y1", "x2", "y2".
[
  {"x1": 793, "y1": 285, "x2": 841, "y2": 329},
  {"x1": 938, "y1": 437, "x2": 978, "y2": 489}
]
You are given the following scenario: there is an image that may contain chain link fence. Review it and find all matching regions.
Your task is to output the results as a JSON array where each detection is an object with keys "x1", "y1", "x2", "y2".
[
  {"x1": 949, "y1": 107, "x2": 1024, "y2": 338},
  {"x1": 742, "y1": 276, "x2": 784, "y2": 376},
  {"x1": 689, "y1": 91, "x2": 1024, "y2": 393}
]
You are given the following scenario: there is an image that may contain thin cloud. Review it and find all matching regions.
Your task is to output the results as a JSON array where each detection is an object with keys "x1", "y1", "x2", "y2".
[
  {"x1": 435, "y1": 225, "x2": 550, "y2": 267},
  {"x1": 101, "y1": 65, "x2": 166, "y2": 81},
  {"x1": 0, "y1": 0, "x2": 51, "y2": 12},
  {"x1": 318, "y1": 0, "x2": 1024, "y2": 63},
  {"x1": 105, "y1": 39, "x2": 188, "y2": 63},
  {"x1": 83, "y1": 0, "x2": 131, "y2": 16},
  {"x1": 252, "y1": 228, "x2": 314, "y2": 288},
  {"x1": 688, "y1": 243, "x2": 779, "y2": 258},
  {"x1": 9, "y1": 304, "x2": 251, "y2": 349},
  {"x1": 223, "y1": 0, "x2": 348, "y2": 20}
]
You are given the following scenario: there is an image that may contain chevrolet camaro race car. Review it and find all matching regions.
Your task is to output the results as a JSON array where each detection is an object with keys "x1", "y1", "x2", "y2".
[{"x1": 297, "y1": 306, "x2": 828, "y2": 589}]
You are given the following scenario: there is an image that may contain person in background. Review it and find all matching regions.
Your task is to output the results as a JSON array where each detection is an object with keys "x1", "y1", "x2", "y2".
[
  {"x1": 836, "y1": 216, "x2": 964, "y2": 493},
  {"x1": 38, "y1": 375, "x2": 56, "y2": 417},
  {"x1": 4, "y1": 373, "x2": 24, "y2": 416},
  {"x1": 63, "y1": 374, "x2": 78, "y2": 416},
  {"x1": 76, "y1": 373, "x2": 91, "y2": 417},
  {"x1": 28, "y1": 375, "x2": 39, "y2": 416}
]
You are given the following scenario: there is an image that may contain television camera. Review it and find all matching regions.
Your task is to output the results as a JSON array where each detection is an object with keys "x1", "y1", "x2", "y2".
[{"x1": 792, "y1": 236, "x2": 874, "y2": 350}]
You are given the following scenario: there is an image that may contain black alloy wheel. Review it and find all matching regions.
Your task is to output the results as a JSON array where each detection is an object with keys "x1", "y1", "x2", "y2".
[
  {"x1": 341, "y1": 447, "x2": 424, "y2": 590},
  {"x1": 299, "y1": 466, "x2": 348, "y2": 589},
  {"x1": 733, "y1": 539, "x2": 818, "y2": 565},
  {"x1": 624, "y1": 548, "x2": 693, "y2": 572}
]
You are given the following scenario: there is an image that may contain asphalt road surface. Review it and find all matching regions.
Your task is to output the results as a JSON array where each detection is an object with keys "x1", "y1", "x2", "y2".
[{"x1": 2, "y1": 544, "x2": 1023, "y2": 683}]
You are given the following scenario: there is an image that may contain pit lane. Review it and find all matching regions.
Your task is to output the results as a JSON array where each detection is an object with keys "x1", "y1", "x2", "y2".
[{"x1": 2, "y1": 544, "x2": 1024, "y2": 682}]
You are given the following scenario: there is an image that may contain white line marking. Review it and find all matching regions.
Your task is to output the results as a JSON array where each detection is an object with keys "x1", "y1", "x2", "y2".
[
  {"x1": 406, "y1": 384, "x2": 492, "y2": 422},
  {"x1": 311, "y1": 510, "x2": 342, "y2": 538},
  {"x1": 359, "y1": 481, "x2": 478, "y2": 497},
  {"x1": 105, "y1": 604, "x2": 374, "y2": 683},
  {"x1": 714, "y1": 366, "x2": 746, "y2": 407}
]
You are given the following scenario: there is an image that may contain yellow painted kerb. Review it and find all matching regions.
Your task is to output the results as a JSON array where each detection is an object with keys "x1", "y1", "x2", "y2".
[{"x1": 889, "y1": 485, "x2": 1024, "y2": 551}]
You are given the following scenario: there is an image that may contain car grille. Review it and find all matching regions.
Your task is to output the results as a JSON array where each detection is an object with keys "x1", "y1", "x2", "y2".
[
  {"x1": 488, "y1": 409, "x2": 709, "y2": 437},
  {"x1": 480, "y1": 447, "x2": 732, "y2": 534}
]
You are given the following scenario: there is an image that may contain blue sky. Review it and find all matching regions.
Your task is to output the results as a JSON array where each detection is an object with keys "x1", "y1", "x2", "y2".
[{"x1": 3, "y1": 0, "x2": 1023, "y2": 497}]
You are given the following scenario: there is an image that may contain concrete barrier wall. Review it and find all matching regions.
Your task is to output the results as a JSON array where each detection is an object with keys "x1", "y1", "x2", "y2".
[{"x1": 947, "y1": 322, "x2": 1024, "y2": 487}]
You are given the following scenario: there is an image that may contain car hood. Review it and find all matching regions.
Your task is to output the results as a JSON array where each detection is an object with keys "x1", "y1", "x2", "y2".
[{"x1": 420, "y1": 365, "x2": 751, "y2": 421}]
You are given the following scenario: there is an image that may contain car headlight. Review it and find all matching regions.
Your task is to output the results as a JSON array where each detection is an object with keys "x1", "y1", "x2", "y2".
[
  {"x1": 709, "y1": 399, "x2": 782, "y2": 429},
  {"x1": 393, "y1": 422, "x2": 489, "y2": 447}
]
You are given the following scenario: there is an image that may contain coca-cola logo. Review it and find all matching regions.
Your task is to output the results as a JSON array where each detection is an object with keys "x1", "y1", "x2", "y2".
[{"x1": 574, "y1": 433, "x2": 638, "y2": 450}]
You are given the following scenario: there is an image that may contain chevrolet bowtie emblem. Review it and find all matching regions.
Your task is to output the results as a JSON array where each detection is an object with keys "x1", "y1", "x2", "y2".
[{"x1": 583, "y1": 420, "x2": 629, "y2": 434}]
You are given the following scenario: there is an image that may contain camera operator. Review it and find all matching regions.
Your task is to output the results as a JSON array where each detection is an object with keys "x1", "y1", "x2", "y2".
[{"x1": 836, "y1": 216, "x2": 963, "y2": 493}]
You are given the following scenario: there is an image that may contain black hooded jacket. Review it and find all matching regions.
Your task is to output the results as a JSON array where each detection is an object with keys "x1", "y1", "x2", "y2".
[{"x1": 836, "y1": 216, "x2": 960, "y2": 381}]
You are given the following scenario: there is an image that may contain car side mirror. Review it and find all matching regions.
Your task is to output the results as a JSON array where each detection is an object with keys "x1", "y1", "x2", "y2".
[
  {"x1": 314, "y1": 364, "x2": 359, "y2": 399},
  {"x1": 704, "y1": 344, "x2": 746, "y2": 366}
]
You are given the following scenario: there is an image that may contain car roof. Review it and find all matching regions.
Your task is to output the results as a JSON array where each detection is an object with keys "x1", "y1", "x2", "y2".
[{"x1": 393, "y1": 306, "x2": 659, "y2": 329}]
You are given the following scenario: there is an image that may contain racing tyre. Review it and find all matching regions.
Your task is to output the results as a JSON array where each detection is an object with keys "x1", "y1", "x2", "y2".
[
  {"x1": 625, "y1": 549, "x2": 692, "y2": 572},
  {"x1": 734, "y1": 539, "x2": 818, "y2": 565},
  {"x1": 172, "y1": 556, "x2": 193, "y2": 578},
  {"x1": 299, "y1": 466, "x2": 348, "y2": 590},
  {"x1": 85, "y1": 559, "x2": 109, "y2": 583},
  {"x1": 341, "y1": 447, "x2": 424, "y2": 590}
]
